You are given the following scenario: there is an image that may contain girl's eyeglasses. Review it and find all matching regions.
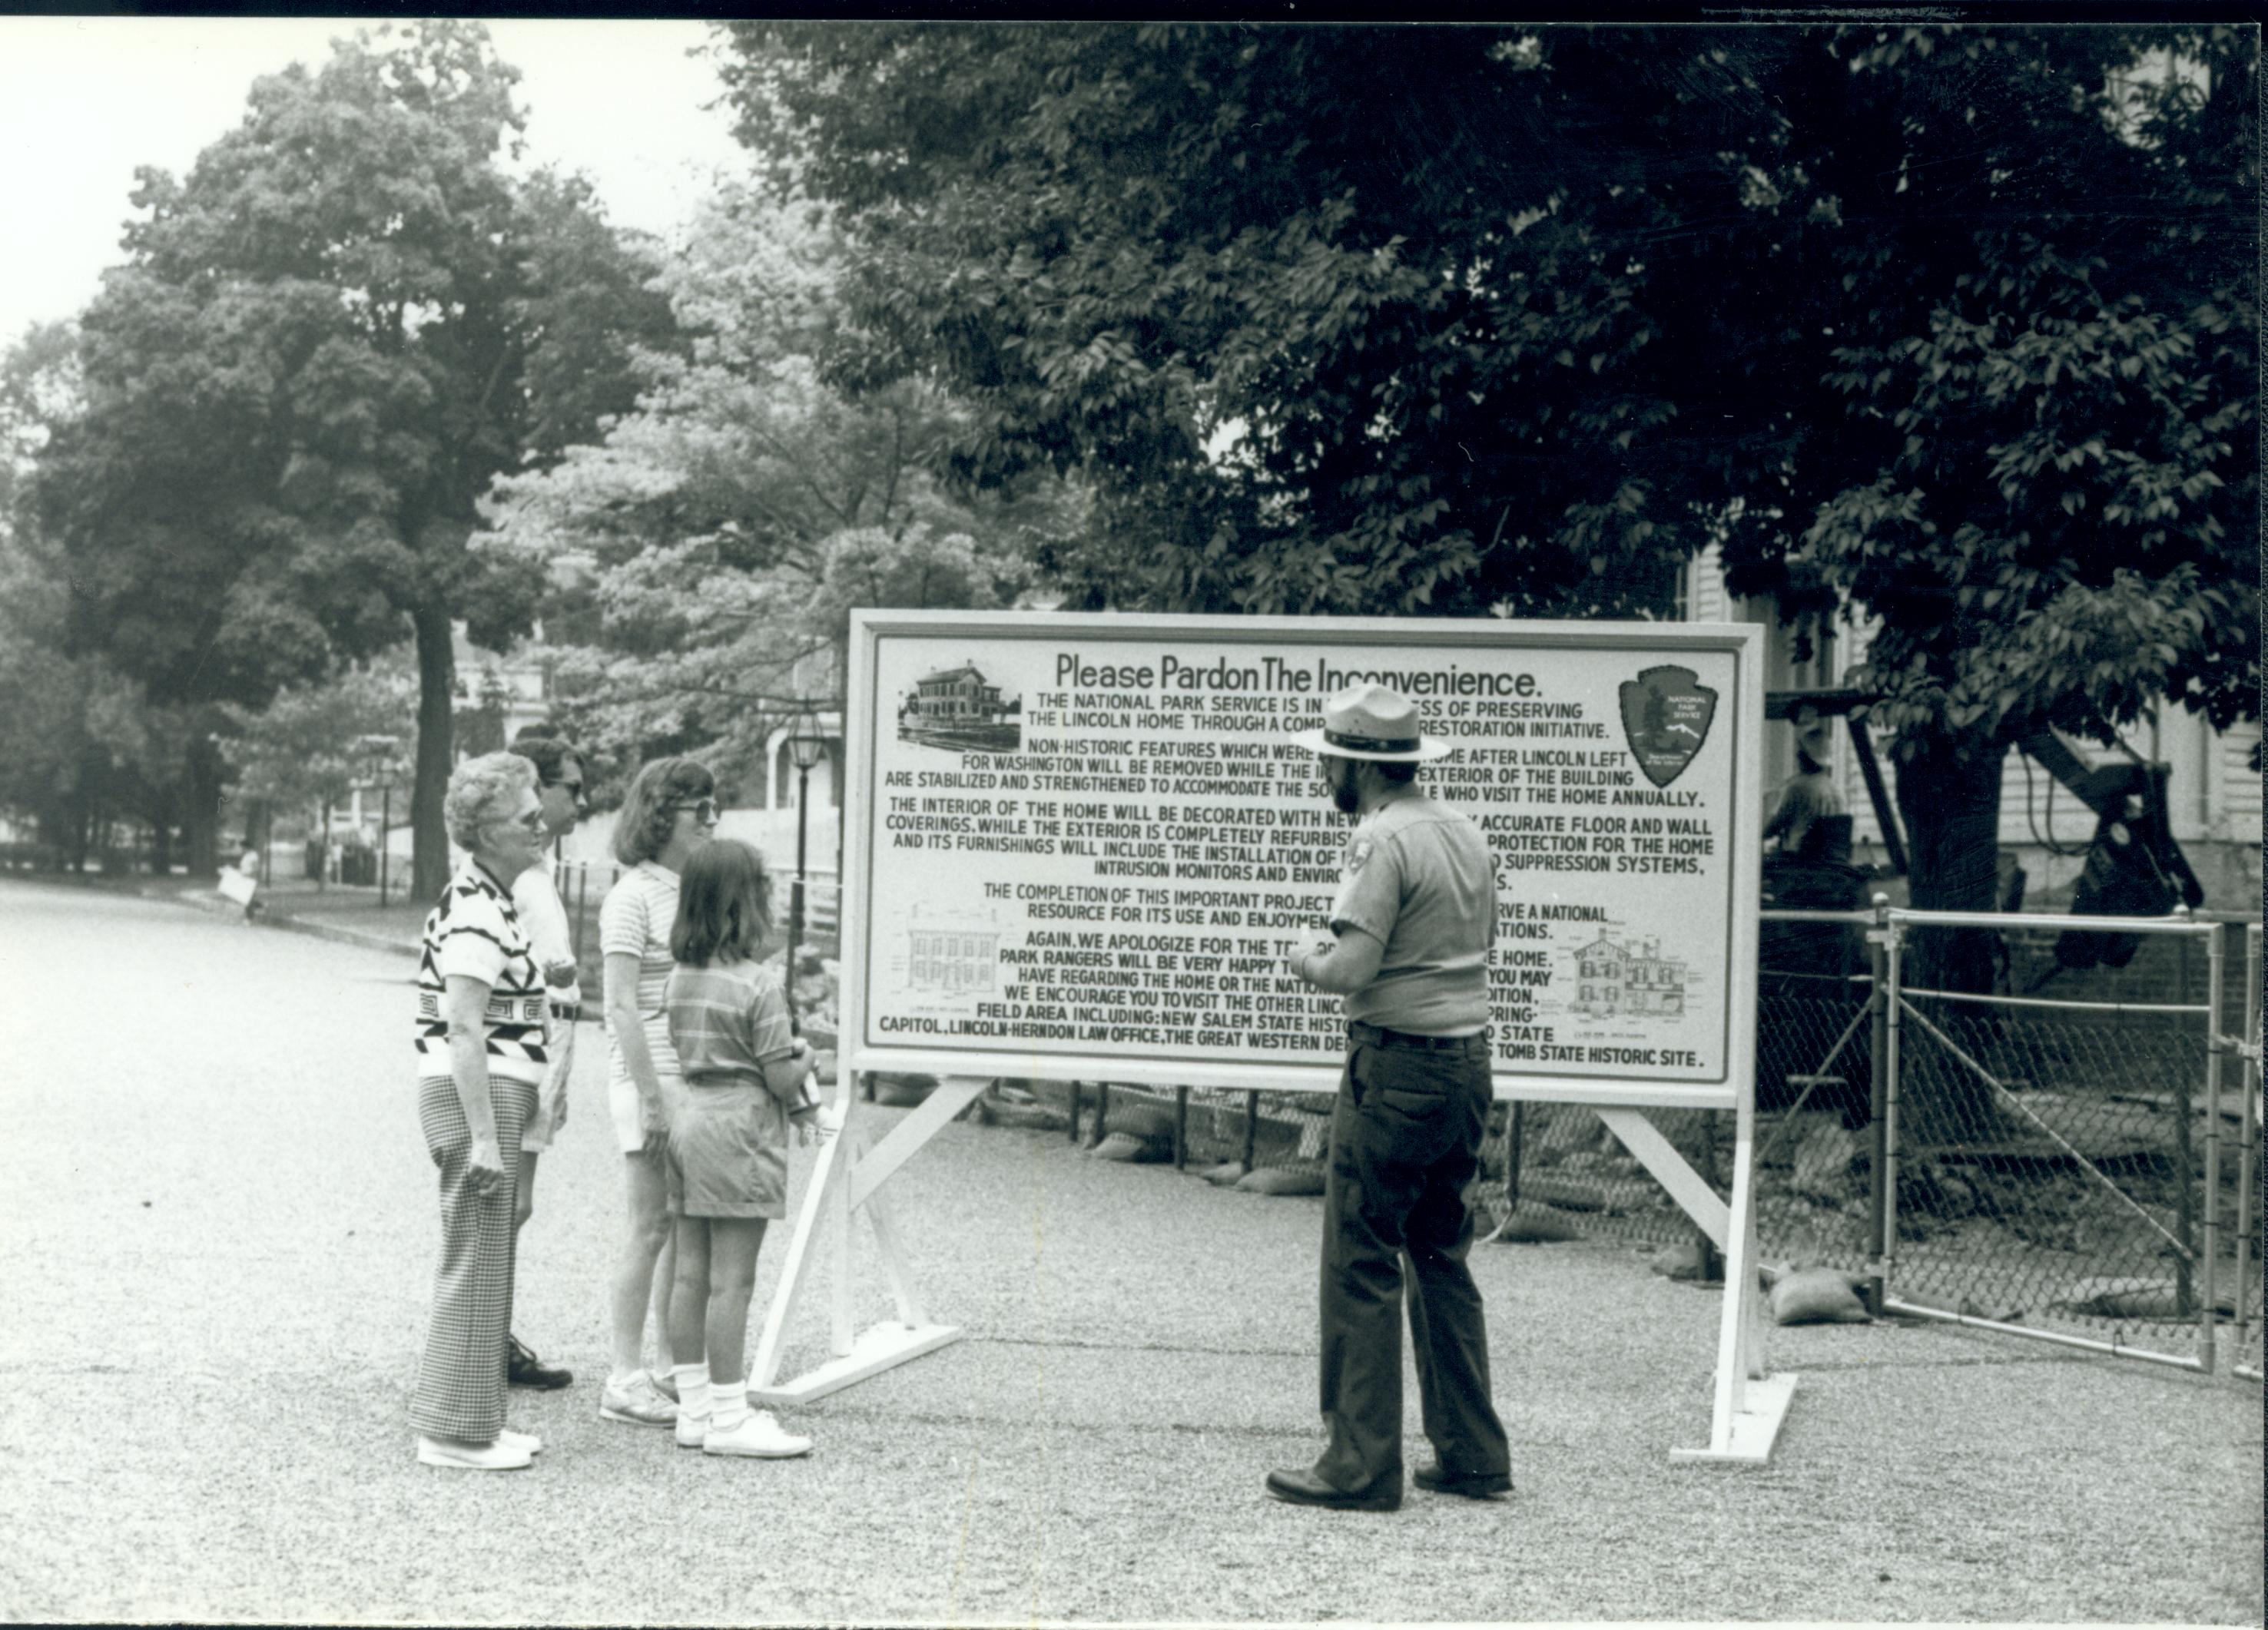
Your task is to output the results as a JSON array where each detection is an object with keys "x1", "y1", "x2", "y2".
[{"x1": 671, "y1": 798, "x2": 719, "y2": 824}]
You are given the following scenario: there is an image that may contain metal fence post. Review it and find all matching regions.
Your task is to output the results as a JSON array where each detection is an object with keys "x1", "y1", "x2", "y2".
[
  {"x1": 2199, "y1": 921, "x2": 2226, "y2": 1370},
  {"x1": 1882, "y1": 913, "x2": 1905, "y2": 1299},
  {"x1": 2236, "y1": 927, "x2": 2262, "y2": 1377},
  {"x1": 1864, "y1": 895, "x2": 1892, "y2": 1316}
]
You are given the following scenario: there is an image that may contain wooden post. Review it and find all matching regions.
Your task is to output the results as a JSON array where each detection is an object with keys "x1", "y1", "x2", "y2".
[
  {"x1": 1174, "y1": 1085, "x2": 1189, "y2": 1171},
  {"x1": 1242, "y1": 1091, "x2": 1259, "y2": 1170}
]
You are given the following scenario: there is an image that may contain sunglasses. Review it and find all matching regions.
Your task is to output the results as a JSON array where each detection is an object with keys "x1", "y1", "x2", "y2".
[
  {"x1": 670, "y1": 798, "x2": 719, "y2": 824},
  {"x1": 502, "y1": 809, "x2": 547, "y2": 835}
]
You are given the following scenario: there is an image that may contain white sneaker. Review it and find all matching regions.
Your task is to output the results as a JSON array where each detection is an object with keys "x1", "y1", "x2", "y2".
[
  {"x1": 701, "y1": 1410, "x2": 811, "y2": 1459},
  {"x1": 499, "y1": 1426, "x2": 542, "y2": 1456},
  {"x1": 598, "y1": 1370, "x2": 678, "y2": 1426},
  {"x1": 674, "y1": 1410, "x2": 711, "y2": 1450},
  {"x1": 416, "y1": 1434, "x2": 534, "y2": 1471}
]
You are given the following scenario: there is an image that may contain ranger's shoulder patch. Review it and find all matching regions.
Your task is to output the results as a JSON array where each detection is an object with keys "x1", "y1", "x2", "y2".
[{"x1": 1345, "y1": 836, "x2": 1374, "y2": 874}]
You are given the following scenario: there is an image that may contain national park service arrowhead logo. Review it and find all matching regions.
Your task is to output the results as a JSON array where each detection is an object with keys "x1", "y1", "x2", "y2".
[{"x1": 1617, "y1": 665, "x2": 1718, "y2": 789}]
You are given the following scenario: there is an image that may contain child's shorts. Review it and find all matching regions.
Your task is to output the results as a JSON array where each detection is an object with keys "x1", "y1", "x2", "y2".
[{"x1": 666, "y1": 1080, "x2": 789, "y2": 1219}]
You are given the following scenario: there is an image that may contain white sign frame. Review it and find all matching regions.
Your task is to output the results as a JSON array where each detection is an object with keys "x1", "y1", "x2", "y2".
[{"x1": 840, "y1": 609, "x2": 1762, "y2": 1110}]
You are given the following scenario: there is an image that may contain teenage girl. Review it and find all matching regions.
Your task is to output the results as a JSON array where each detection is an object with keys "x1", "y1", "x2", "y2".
[{"x1": 661, "y1": 838, "x2": 829, "y2": 1457}]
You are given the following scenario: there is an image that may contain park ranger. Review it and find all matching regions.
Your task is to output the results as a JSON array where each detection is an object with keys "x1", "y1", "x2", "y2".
[{"x1": 1268, "y1": 681, "x2": 1513, "y2": 1512}]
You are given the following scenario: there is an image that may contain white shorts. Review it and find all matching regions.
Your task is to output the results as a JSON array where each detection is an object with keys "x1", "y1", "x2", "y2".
[
  {"x1": 608, "y1": 1067, "x2": 681, "y2": 1155},
  {"x1": 521, "y1": 1014, "x2": 575, "y2": 1153}
]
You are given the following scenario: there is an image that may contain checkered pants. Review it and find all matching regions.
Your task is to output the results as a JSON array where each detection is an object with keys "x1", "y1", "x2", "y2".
[{"x1": 410, "y1": 1072, "x2": 536, "y2": 1443}]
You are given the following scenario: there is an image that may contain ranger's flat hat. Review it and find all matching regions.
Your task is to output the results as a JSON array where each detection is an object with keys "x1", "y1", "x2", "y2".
[{"x1": 1288, "y1": 681, "x2": 1455, "y2": 763}]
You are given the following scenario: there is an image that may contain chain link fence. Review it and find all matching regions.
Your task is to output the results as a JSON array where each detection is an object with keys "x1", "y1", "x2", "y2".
[{"x1": 990, "y1": 908, "x2": 2261, "y2": 1381}]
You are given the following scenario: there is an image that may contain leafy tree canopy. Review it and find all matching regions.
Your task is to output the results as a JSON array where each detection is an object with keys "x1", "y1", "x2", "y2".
[
  {"x1": 476, "y1": 180, "x2": 1082, "y2": 793},
  {"x1": 718, "y1": 22, "x2": 2256, "y2": 750},
  {"x1": 33, "y1": 20, "x2": 677, "y2": 880}
]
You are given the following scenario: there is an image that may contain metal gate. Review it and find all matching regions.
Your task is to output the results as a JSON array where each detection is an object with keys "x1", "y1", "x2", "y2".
[{"x1": 1876, "y1": 907, "x2": 2256, "y2": 1378}]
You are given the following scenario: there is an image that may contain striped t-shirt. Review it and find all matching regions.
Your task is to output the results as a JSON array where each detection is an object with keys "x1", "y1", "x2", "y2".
[
  {"x1": 665, "y1": 959, "x2": 797, "y2": 1097},
  {"x1": 414, "y1": 862, "x2": 548, "y2": 1083},
  {"x1": 600, "y1": 860, "x2": 685, "y2": 1092}
]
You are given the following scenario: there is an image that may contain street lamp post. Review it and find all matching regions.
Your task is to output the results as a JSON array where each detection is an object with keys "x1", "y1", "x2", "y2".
[
  {"x1": 785, "y1": 705, "x2": 829, "y2": 1022},
  {"x1": 354, "y1": 734, "x2": 400, "y2": 909}
]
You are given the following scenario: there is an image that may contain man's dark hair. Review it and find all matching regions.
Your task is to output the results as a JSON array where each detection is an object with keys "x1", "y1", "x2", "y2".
[
  {"x1": 509, "y1": 727, "x2": 581, "y2": 785},
  {"x1": 1378, "y1": 760, "x2": 1421, "y2": 785}
]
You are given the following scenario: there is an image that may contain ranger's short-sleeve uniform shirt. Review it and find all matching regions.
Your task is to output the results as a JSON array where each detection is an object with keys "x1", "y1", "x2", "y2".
[{"x1": 1327, "y1": 787, "x2": 1496, "y2": 1036}]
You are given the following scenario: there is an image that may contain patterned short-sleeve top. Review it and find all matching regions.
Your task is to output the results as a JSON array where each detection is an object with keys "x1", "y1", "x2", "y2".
[
  {"x1": 599, "y1": 860, "x2": 685, "y2": 1090},
  {"x1": 414, "y1": 860, "x2": 549, "y2": 1083},
  {"x1": 665, "y1": 959, "x2": 798, "y2": 1098}
]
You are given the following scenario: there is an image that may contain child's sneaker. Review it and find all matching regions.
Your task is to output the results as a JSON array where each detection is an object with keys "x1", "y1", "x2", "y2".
[
  {"x1": 701, "y1": 1410, "x2": 811, "y2": 1459},
  {"x1": 674, "y1": 1408, "x2": 711, "y2": 1449},
  {"x1": 598, "y1": 1370, "x2": 678, "y2": 1426}
]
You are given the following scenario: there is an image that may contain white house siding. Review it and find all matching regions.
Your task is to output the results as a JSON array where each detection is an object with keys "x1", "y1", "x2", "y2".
[{"x1": 1681, "y1": 553, "x2": 2263, "y2": 909}]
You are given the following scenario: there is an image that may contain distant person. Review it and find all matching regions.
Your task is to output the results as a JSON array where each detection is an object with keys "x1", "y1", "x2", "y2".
[
  {"x1": 1762, "y1": 705, "x2": 1844, "y2": 861},
  {"x1": 597, "y1": 757, "x2": 719, "y2": 1428},
  {"x1": 229, "y1": 844, "x2": 264, "y2": 921},
  {"x1": 662, "y1": 838, "x2": 831, "y2": 1459},
  {"x1": 408, "y1": 752, "x2": 554, "y2": 1471},
  {"x1": 1270, "y1": 683, "x2": 1511, "y2": 1512},
  {"x1": 498, "y1": 729, "x2": 592, "y2": 1393}
]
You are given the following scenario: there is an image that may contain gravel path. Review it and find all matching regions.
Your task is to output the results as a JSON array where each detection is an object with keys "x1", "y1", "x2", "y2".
[{"x1": 0, "y1": 880, "x2": 2258, "y2": 1624}]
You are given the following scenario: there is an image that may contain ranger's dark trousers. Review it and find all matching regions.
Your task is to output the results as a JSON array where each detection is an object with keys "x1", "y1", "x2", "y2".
[{"x1": 1315, "y1": 1025, "x2": 1510, "y2": 1493}]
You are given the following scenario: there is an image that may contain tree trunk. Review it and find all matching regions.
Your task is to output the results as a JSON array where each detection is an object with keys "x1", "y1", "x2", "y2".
[
  {"x1": 1891, "y1": 734, "x2": 2008, "y2": 1144},
  {"x1": 412, "y1": 601, "x2": 456, "y2": 902},
  {"x1": 181, "y1": 730, "x2": 225, "y2": 879}
]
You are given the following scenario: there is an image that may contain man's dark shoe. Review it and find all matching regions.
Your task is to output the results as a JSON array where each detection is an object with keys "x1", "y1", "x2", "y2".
[
  {"x1": 1264, "y1": 1466, "x2": 1401, "y2": 1512},
  {"x1": 1414, "y1": 1462, "x2": 1511, "y2": 1500},
  {"x1": 507, "y1": 1335, "x2": 573, "y2": 1390}
]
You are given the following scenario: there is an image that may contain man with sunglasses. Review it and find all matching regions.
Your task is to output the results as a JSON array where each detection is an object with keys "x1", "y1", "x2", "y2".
[{"x1": 502, "y1": 728, "x2": 593, "y2": 1391}]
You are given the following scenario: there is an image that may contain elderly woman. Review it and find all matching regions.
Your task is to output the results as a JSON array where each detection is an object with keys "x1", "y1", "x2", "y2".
[
  {"x1": 410, "y1": 751, "x2": 555, "y2": 1471},
  {"x1": 596, "y1": 756, "x2": 719, "y2": 1426}
]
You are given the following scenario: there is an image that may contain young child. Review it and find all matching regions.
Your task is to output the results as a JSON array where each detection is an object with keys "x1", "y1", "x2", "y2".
[{"x1": 662, "y1": 838, "x2": 829, "y2": 1457}]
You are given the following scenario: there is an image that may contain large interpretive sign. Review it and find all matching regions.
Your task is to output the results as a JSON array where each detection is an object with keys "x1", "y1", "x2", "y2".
[{"x1": 842, "y1": 611, "x2": 1762, "y2": 1107}]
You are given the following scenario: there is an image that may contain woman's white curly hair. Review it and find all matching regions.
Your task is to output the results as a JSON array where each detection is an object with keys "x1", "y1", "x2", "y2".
[{"x1": 444, "y1": 751, "x2": 539, "y2": 852}]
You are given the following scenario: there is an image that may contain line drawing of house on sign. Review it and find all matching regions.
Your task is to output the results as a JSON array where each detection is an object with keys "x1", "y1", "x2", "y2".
[
  {"x1": 891, "y1": 907, "x2": 1003, "y2": 999},
  {"x1": 1569, "y1": 930, "x2": 1687, "y2": 1020}
]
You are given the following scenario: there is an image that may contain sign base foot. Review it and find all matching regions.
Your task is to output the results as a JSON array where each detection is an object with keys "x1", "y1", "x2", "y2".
[
  {"x1": 1667, "y1": 1371, "x2": 1798, "y2": 1465},
  {"x1": 748, "y1": 1321, "x2": 963, "y2": 1407}
]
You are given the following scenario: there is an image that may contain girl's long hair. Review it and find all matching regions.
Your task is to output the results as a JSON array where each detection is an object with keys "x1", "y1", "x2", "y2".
[{"x1": 669, "y1": 838, "x2": 772, "y2": 968}]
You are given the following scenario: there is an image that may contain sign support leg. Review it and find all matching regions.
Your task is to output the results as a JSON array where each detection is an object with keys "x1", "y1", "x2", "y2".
[
  {"x1": 1665, "y1": 1095, "x2": 1798, "y2": 1465},
  {"x1": 748, "y1": 1073, "x2": 975, "y2": 1406}
]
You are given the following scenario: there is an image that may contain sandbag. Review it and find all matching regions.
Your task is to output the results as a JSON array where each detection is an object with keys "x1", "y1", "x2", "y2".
[
  {"x1": 1490, "y1": 1205, "x2": 1583, "y2": 1244},
  {"x1": 1769, "y1": 1267, "x2": 1872, "y2": 1325},
  {"x1": 1197, "y1": 1161, "x2": 1250, "y2": 1186},
  {"x1": 1236, "y1": 1165, "x2": 1325, "y2": 1197},
  {"x1": 1089, "y1": 1130, "x2": 1168, "y2": 1163}
]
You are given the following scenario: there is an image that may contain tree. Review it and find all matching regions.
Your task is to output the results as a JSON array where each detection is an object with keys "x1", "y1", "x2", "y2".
[
  {"x1": 718, "y1": 22, "x2": 2257, "y2": 969},
  {"x1": 34, "y1": 21, "x2": 673, "y2": 886},
  {"x1": 476, "y1": 181, "x2": 1078, "y2": 793},
  {"x1": 220, "y1": 648, "x2": 419, "y2": 851}
]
